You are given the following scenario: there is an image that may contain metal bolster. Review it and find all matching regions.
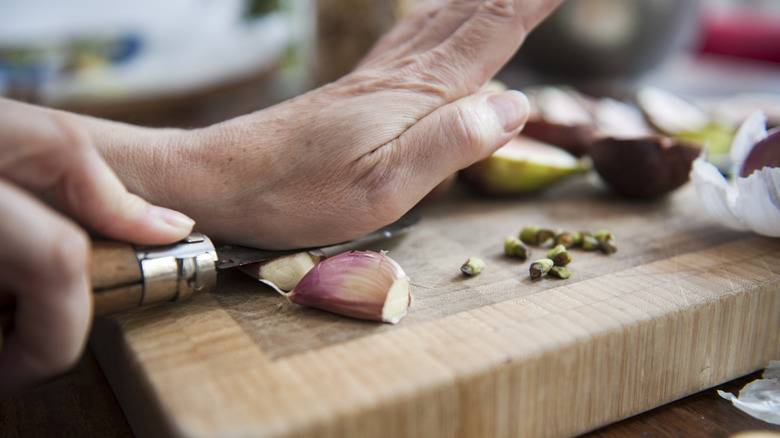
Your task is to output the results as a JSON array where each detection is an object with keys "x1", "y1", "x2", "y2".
[{"x1": 135, "y1": 233, "x2": 218, "y2": 307}]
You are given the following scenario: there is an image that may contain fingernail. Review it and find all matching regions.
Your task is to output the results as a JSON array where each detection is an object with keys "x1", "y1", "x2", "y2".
[
  {"x1": 489, "y1": 90, "x2": 530, "y2": 133},
  {"x1": 153, "y1": 207, "x2": 195, "y2": 233}
]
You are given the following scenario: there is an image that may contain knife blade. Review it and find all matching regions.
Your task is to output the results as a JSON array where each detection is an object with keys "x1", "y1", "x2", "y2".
[
  {"x1": 90, "y1": 215, "x2": 419, "y2": 315},
  {"x1": 210, "y1": 214, "x2": 420, "y2": 269}
]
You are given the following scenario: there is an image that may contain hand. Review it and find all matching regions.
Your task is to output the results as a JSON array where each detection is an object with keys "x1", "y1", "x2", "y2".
[
  {"x1": 87, "y1": 0, "x2": 563, "y2": 249},
  {"x1": 0, "y1": 98, "x2": 194, "y2": 396}
]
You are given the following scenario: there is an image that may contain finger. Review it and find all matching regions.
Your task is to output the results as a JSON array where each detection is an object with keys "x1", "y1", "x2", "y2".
[
  {"x1": 0, "y1": 98, "x2": 194, "y2": 245},
  {"x1": 357, "y1": 0, "x2": 461, "y2": 67},
  {"x1": 426, "y1": 0, "x2": 563, "y2": 95},
  {"x1": 365, "y1": 90, "x2": 530, "y2": 207},
  {"x1": 51, "y1": 125, "x2": 195, "y2": 245},
  {"x1": 0, "y1": 179, "x2": 91, "y2": 395}
]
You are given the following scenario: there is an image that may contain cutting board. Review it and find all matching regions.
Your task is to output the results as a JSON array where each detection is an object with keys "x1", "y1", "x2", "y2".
[{"x1": 89, "y1": 176, "x2": 780, "y2": 438}]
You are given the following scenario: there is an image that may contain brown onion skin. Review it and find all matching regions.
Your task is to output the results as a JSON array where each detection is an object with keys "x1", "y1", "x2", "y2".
[
  {"x1": 590, "y1": 136, "x2": 701, "y2": 199},
  {"x1": 740, "y1": 127, "x2": 780, "y2": 178}
]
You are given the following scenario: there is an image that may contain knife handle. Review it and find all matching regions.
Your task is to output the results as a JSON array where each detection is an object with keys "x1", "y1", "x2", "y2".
[
  {"x1": 0, "y1": 234, "x2": 218, "y2": 336},
  {"x1": 92, "y1": 233, "x2": 218, "y2": 315},
  {"x1": 91, "y1": 240, "x2": 145, "y2": 314}
]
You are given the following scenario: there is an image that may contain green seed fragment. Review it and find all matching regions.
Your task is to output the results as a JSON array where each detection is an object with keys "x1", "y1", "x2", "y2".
[
  {"x1": 549, "y1": 266, "x2": 572, "y2": 279},
  {"x1": 581, "y1": 234, "x2": 600, "y2": 251},
  {"x1": 570, "y1": 231, "x2": 584, "y2": 247},
  {"x1": 594, "y1": 229, "x2": 618, "y2": 254},
  {"x1": 536, "y1": 228, "x2": 555, "y2": 246},
  {"x1": 553, "y1": 229, "x2": 575, "y2": 247},
  {"x1": 529, "y1": 258, "x2": 554, "y2": 280},
  {"x1": 519, "y1": 225, "x2": 554, "y2": 246},
  {"x1": 504, "y1": 236, "x2": 530, "y2": 260},
  {"x1": 519, "y1": 226, "x2": 540, "y2": 245},
  {"x1": 546, "y1": 244, "x2": 572, "y2": 266},
  {"x1": 461, "y1": 257, "x2": 486, "y2": 277}
]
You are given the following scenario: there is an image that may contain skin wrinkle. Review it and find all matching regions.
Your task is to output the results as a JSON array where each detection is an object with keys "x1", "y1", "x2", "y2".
[
  {"x1": 453, "y1": 104, "x2": 479, "y2": 163},
  {"x1": 355, "y1": 150, "x2": 413, "y2": 229}
]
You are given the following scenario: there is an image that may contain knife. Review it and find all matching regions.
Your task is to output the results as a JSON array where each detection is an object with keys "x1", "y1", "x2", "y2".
[{"x1": 90, "y1": 215, "x2": 419, "y2": 315}]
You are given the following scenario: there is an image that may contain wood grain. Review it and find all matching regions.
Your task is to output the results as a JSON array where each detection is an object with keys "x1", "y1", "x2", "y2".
[{"x1": 89, "y1": 180, "x2": 780, "y2": 438}]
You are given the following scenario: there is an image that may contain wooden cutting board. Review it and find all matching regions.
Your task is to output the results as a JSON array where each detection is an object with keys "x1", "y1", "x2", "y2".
[{"x1": 89, "y1": 177, "x2": 780, "y2": 438}]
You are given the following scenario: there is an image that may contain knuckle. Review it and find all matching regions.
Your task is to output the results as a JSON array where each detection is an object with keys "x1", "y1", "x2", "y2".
[
  {"x1": 450, "y1": 105, "x2": 482, "y2": 158},
  {"x1": 483, "y1": 0, "x2": 516, "y2": 18},
  {"x1": 47, "y1": 222, "x2": 90, "y2": 286}
]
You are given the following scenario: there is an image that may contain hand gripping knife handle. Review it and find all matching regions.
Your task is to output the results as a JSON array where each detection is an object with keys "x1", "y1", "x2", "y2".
[{"x1": 91, "y1": 233, "x2": 218, "y2": 315}]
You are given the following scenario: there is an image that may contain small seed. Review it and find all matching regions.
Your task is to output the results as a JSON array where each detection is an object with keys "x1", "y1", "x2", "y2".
[
  {"x1": 529, "y1": 258, "x2": 554, "y2": 280},
  {"x1": 549, "y1": 266, "x2": 572, "y2": 279},
  {"x1": 594, "y1": 229, "x2": 618, "y2": 254},
  {"x1": 504, "y1": 236, "x2": 531, "y2": 260},
  {"x1": 570, "y1": 231, "x2": 584, "y2": 247},
  {"x1": 546, "y1": 244, "x2": 572, "y2": 267},
  {"x1": 553, "y1": 229, "x2": 575, "y2": 247},
  {"x1": 519, "y1": 226, "x2": 554, "y2": 246},
  {"x1": 461, "y1": 257, "x2": 486, "y2": 277},
  {"x1": 519, "y1": 226, "x2": 541, "y2": 245},
  {"x1": 536, "y1": 228, "x2": 555, "y2": 246},
  {"x1": 581, "y1": 234, "x2": 600, "y2": 251}
]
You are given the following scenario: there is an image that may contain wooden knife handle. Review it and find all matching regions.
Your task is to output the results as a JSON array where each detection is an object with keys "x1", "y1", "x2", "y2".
[
  {"x1": 1, "y1": 234, "x2": 218, "y2": 335},
  {"x1": 0, "y1": 241, "x2": 145, "y2": 335},
  {"x1": 90, "y1": 234, "x2": 218, "y2": 314},
  {"x1": 91, "y1": 240, "x2": 146, "y2": 315}
]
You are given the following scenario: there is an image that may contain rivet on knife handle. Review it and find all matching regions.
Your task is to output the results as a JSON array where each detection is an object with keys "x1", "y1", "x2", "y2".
[{"x1": 91, "y1": 233, "x2": 218, "y2": 315}]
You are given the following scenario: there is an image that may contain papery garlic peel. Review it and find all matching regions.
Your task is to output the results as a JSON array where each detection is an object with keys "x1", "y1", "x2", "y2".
[
  {"x1": 691, "y1": 110, "x2": 780, "y2": 237},
  {"x1": 286, "y1": 250, "x2": 412, "y2": 324}
]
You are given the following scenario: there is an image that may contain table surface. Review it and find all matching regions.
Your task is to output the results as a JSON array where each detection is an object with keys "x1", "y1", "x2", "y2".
[{"x1": 0, "y1": 349, "x2": 778, "y2": 437}]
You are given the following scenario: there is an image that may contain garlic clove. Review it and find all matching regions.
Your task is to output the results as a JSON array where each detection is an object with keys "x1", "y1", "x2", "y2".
[
  {"x1": 240, "y1": 251, "x2": 324, "y2": 292},
  {"x1": 288, "y1": 251, "x2": 412, "y2": 324}
]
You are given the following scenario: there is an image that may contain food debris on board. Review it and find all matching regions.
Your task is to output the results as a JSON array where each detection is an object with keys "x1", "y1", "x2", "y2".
[{"x1": 718, "y1": 360, "x2": 780, "y2": 426}]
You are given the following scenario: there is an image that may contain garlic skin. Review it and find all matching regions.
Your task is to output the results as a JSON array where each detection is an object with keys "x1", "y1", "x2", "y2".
[
  {"x1": 690, "y1": 111, "x2": 780, "y2": 237},
  {"x1": 287, "y1": 251, "x2": 412, "y2": 324}
]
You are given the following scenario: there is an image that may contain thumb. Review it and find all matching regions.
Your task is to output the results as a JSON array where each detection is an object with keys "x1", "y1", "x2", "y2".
[{"x1": 392, "y1": 90, "x2": 530, "y2": 194}]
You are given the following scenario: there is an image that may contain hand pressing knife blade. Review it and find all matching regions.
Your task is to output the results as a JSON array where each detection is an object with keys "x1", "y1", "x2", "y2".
[{"x1": 91, "y1": 215, "x2": 419, "y2": 314}]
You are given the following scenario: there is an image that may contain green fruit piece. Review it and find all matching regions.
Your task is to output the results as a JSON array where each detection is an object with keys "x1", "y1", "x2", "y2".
[
  {"x1": 675, "y1": 123, "x2": 736, "y2": 173},
  {"x1": 675, "y1": 123, "x2": 734, "y2": 156},
  {"x1": 462, "y1": 136, "x2": 586, "y2": 195}
]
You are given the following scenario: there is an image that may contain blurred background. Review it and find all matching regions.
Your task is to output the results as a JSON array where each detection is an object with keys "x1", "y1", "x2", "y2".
[{"x1": 0, "y1": 0, "x2": 778, "y2": 127}]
